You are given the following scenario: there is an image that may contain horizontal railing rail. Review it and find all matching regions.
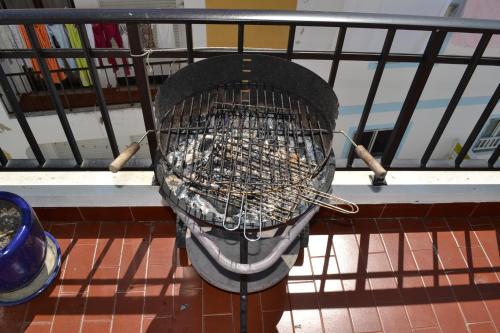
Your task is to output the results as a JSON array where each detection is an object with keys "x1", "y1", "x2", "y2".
[{"x1": 0, "y1": 8, "x2": 499, "y2": 172}]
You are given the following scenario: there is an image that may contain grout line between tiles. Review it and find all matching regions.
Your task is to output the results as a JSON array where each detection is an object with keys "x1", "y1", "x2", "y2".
[
  {"x1": 109, "y1": 222, "x2": 127, "y2": 333},
  {"x1": 49, "y1": 223, "x2": 77, "y2": 333},
  {"x1": 139, "y1": 223, "x2": 152, "y2": 333},
  {"x1": 78, "y1": 221, "x2": 102, "y2": 333}
]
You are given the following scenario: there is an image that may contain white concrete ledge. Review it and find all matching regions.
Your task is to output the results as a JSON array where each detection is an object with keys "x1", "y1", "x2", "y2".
[{"x1": 1, "y1": 171, "x2": 499, "y2": 207}]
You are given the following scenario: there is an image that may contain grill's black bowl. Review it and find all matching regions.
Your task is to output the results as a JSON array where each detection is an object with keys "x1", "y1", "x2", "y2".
[{"x1": 154, "y1": 54, "x2": 339, "y2": 230}]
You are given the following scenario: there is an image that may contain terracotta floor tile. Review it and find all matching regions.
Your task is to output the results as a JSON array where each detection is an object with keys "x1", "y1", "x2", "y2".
[
  {"x1": 51, "y1": 295, "x2": 86, "y2": 333},
  {"x1": 288, "y1": 309, "x2": 323, "y2": 333},
  {"x1": 261, "y1": 278, "x2": 289, "y2": 312},
  {"x1": 81, "y1": 320, "x2": 112, "y2": 333},
  {"x1": 148, "y1": 234, "x2": 175, "y2": 266},
  {"x1": 94, "y1": 222, "x2": 126, "y2": 268},
  {"x1": 84, "y1": 266, "x2": 118, "y2": 321},
  {"x1": 74, "y1": 222, "x2": 101, "y2": 245},
  {"x1": 352, "y1": 218, "x2": 379, "y2": 233},
  {"x1": 262, "y1": 310, "x2": 294, "y2": 333},
  {"x1": 202, "y1": 280, "x2": 233, "y2": 315},
  {"x1": 427, "y1": 203, "x2": 476, "y2": 218},
  {"x1": 117, "y1": 241, "x2": 149, "y2": 292},
  {"x1": 472, "y1": 229, "x2": 500, "y2": 268},
  {"x1": 1, "y1": 303, "x2": 27, "y2": 333},
  {"x1": 112, "y1": 291, "x2": 144, "y2": 333},
  {"x1": 144, "y1": 264, "x2": 174, "y2": 318},
  {"x1": 204, "y1": 314, "x2": 234, "y2": 333},
  {"x1": 378, "y1": 305, "x2": 412, "y2": 333},
  {"x1": 24, "y1": 282, "x2": 61, "y2": 323},
  {"x1": 310, "y1": 256, "x2": 339, "y2": 276},
  {"x1": 321, "y1": 308, "x2": 353, "y2": 333},
  {"x1": 61, "y1": 244, "x2": 96, "y2": 294},
  {"x1": 468, "y1": 322, "x2": 497, "y2": 333},
  {"x1": 288, "y1": 281, "x2": 319, "y2": 309},
  {"x1": 376, "y1": 218, "x2": 402, "y2": 231},
  {"x1": 332, "y1": 234, "x2": 360, "y2": 274},
  {"x1": 423, "y1": 217, "x2": 449, "y2": 230},
  {"x1": 308, "y1": 234, "x2": 333, "y2": 257},
  {"x1": 433, "y1": 302, "x2": 468, "y2": 333},
  {"x1": 123, "y1": 222, "x2": 151, "y2": 245},
  {"x1": 404, "y1": 303, "x2": 438, "y2": 329},
  {"x1": 142, "y1": 316, "x2": 174, "y2": 333},
  {"x1": 131, "y1": 206, "x2": 176, "y2": 221},
  {"x1": 175, "y1": 264, "x2": 202, "y2": 289},
  {"x1": 22, "y1": 322, "x2": 52, "y2": 333},
  {"x1": 171, "y1": 286, "x2": 202, "y2": 332},
  {"x1": 289, "y1": 248, "x2": 313, "y2": 277},
  {"x1": 411, "y1": 328, "x2": 441, "y2": 333},
  {"x1": 80, "y1": 207, "x2": 133, "y2": 222},
  {"x1": 484, "y1": 298, "x2": 500, "y2": 331},
  {"x1": 348, "y1": 306, "x2": 382, "y2": 333},
  {"x1": 355, "y1": 233, "x2": 386, "y2": 254},
  {"x1": 381, "y1": 204, "x2": 430, "y2": 218},
  {"x1": 412, "y1": 249, "x2": 454, "y2": 300},
  {"x1": 309, "y1": 219, "x2": 331, "y2": 234},
  {"x1": 232, "y1": 293, "x2": 264, "y2": 333},
  {"x1": 35, "y1": 207, "x2": 82, "y2": 222},
  {"x1": 406, "y1": 231, "x2": 433, "y2": 251}
]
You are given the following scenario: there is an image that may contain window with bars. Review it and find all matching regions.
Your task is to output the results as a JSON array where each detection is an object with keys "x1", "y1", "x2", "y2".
[
  {"x1": 473, "y1": 119, "x2": 500, "y2": 152},
  {"x1": 358, "y1": 129, "x2": 394, "y2": 157}
]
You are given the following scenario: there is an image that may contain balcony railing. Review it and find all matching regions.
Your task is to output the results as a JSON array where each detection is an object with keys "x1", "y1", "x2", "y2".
[{"x1": 0, "y1": 9, "x2": 499, "y2": 171}]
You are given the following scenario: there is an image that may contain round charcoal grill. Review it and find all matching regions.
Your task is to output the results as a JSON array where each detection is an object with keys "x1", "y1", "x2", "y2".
[
  {"x1": 155, "y1": 82, "x2": 351, "y2": 235},
  {"x1": 109, "y1": 54, "x2": 387, "y2": 333}
]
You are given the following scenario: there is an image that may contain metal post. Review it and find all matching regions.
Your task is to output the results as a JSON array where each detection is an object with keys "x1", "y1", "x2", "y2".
[
  {"x1": 127, "y1": 23, "x2": 158, "y2": 160},
  {"x1": 287, "y1": 25, "x2": 296, "y2": 60},
  {"x1": 421, "y1": 33, "x2": 492, "y2": 167},
  {"x1": 25, "y1": 24, "x2": 83, "y2": 166},
  {"x1": 489, "y1": 144, "x2": 500, "y2": 168},
  {"x1": 328, "y1": 27, "x2": 346, "y2": 88},
  {"x1": 0, "y1": 64, "x2": 45, "y2": 166},
  {"x1": 347, "y1": 28, "x2": 395, "y2": 167},
  {"x1": 238, "y1": 24, "x2": 244, "y2": 54},
  {"x1": 186, "y1": 24, "x2": 194, "y2": 64},
  {"x1": 0, "y1": 147, "x2": 7, "y2": 167},
  {"x1": 381, "y1": 30, "x2": 446, "y2": 168},
  {"x1": 240, "y1": 233, "x2": 248, "y2": 333}
]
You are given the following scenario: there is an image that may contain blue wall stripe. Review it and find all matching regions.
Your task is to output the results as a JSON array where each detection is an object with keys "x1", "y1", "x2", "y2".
[{"x1": 339, "y1": 95, "x2": 491, "y2": 115}]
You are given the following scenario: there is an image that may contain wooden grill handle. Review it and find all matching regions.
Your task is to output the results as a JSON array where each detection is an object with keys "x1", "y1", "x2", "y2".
[
  {"x1": 109, "y1": 142, "x2": 140, "y2": 173},
  {"x1": 354, "y1": 145, "x2": 387, "y2": 181}
]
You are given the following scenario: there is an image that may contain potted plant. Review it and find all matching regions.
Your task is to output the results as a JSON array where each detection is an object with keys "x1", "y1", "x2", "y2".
[{"x1": 0, "y1": 191, "x2": 61, "y2": 306}]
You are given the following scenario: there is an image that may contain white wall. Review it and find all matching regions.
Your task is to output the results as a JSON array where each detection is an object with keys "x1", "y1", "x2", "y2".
[{"x1": 1, "y1": 0, "x2": 499, "y2": 167}]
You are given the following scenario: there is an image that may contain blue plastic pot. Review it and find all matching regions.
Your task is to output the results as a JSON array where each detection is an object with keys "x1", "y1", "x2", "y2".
[{"x1": 0, "y1": 192, "x2": 61, "y2": 306}]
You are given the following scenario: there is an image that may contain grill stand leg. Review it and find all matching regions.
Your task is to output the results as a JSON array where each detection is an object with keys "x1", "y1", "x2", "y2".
[{"x1": 240, "y1": 233, "x2": 248, "y2": 333}]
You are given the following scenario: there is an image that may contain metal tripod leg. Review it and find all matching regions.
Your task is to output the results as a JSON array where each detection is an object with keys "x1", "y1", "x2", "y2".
[{"x1": 240, "y1": 233, "x2": 248, "y2": 333}]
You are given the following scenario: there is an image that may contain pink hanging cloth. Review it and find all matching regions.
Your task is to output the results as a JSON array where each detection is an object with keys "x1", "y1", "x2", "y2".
[
  {"x1": 451, "y1": 0, "x2": 500, "y2": 48},
  {"x1": 92, "y1": 23, "x2": 130, "y2": 76}
]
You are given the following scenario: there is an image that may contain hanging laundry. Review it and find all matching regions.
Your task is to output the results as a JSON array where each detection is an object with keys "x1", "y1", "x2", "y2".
[
  {"x1": 451, "y1": 0, "x2": 500, "y2": 48},
  {"x1": 64, "y1": 24, "x2": 92, "y2": 87},
  {"x1": 47, "y1": 24, "x2": 77, "y2": 69},
  {"x1": 154, "y1": 24, "x2": 176, "y2": 49},
  {"x1": 18, "y1": 25, "x2": 66, "y2": 84},
  {"x1": 0, "y1": 25, "x2": 32, "y2": 94},
  {"x1": 92, "y1": 23, "x2": 130, "y2": 76}
]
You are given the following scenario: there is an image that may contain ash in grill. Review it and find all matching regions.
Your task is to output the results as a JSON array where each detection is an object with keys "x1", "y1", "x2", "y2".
[{"x1": 156, "y1": 83, "x2": 336, "y2": 234}]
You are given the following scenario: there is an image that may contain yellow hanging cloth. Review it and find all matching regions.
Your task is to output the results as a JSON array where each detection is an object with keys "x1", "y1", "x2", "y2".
[{"x1": 64, "y1": 24, "x2": 92, "y2": 87}]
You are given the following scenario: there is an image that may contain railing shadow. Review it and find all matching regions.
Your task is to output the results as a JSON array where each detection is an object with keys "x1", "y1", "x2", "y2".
[{"x1": 13, "y1": 216, "x2": 500, "y2": 332}]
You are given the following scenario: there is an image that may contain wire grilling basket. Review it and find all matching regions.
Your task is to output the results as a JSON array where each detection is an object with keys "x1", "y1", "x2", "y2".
[{"x1": 109, "y1": 55, "x2": 386, "y2": 241}]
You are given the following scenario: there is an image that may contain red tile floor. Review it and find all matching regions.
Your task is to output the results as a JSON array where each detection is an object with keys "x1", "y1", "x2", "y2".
[{"x1": 1, "y1": 215, "x2": 500, "y2": 333}]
